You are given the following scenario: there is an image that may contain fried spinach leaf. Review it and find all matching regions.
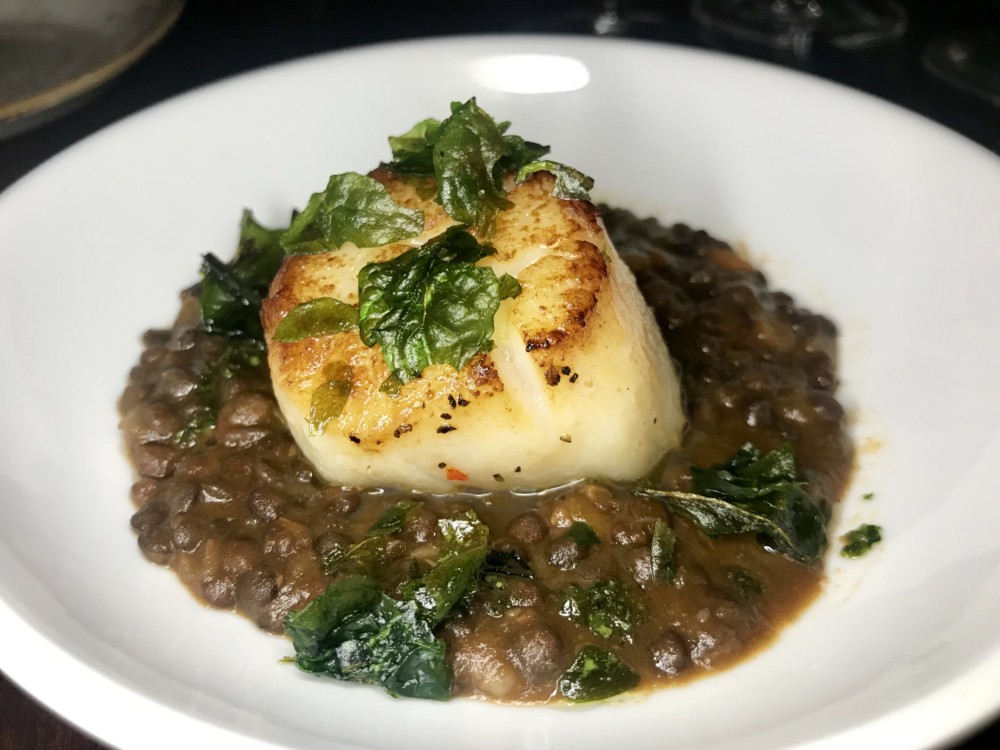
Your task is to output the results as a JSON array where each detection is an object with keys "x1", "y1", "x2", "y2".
[
  {"x1": 388, "y1": 117, "x2": 441, "y2": 175},
  {"x1": 405, "y1": 511, "x2": 489, "y2": 625},
  {"x1": 289, "y1": 510, "x2": 492, "y2": 700},
  {"x1": 650, "y1": 520, "x2": 677, "y2": 583},
  {"x1": 634, "y1": 443, "x2": 828, "y2": 564},
  {"x1": 280, "y1": 172, "x2": 423, "y2": 255},
  {"x1": 199, "y1": 210, "x2": 285, "y2": 342},
  {"x1": 366, "y1": 500, "x2": 422, "y2": 538},
  {"x1": 557, "y1": 579, "x2": 638, "y2": 642},
  {"x1": 501, "y1": 134, "x2": 550, "y2": 173},
  {"x1": 173, "y1": 337, "x2": 264, "y2": 446},
  {"x1": 557, "y1": 645, "x2": 639, "y2": 703},
  {"x1": 431, "y1": 99, "x2": 514, "y2": 233},
  {"x1": 515, "y1": 159, "x2": 594, "y2": 201},
  {"x1": 482, "y1": 548, "x2": 533, "y2": 578},
  {"x1": 358, "y1": 226, "x2": 519, "y2": 382},
  {"x1": 386, "y1": 100, "x2": 586, "y2": 234},
  {"x1": 321, "y1": 501, "x2": 422, "y2": 584},
  {"x1": 284, "y1": 576, "x2": 450, "y2": 700},
  {"x1": 565, "y1": 521, "x2": 600, "y2": 548},
  {"x1": 273, "y1": 298, "x2": 359, "y2": 342},
  {"x1": 478, "y1": 548, "x2": 534, "y2": 616},
  {"x1": 841, "y1": 524, "x2": 882, "y2": 558},
  {"x1": 307, "y1": 361, "x2": 352, "y2": 436}
]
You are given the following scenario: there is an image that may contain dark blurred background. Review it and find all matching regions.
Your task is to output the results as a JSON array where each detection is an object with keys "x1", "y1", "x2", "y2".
[{"x1": 1, "y1": 0, "x2": 998, "y2": 748}]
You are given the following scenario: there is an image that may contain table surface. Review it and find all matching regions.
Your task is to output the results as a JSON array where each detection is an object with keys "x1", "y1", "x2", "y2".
[{"x1": 1, "y1": 1, "x2": 998, "y2": 748}]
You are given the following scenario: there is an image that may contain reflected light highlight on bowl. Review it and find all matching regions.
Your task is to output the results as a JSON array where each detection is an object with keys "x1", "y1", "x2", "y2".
[{"x1": 467, "y1": 54, "x2": 590, "y2": 93}]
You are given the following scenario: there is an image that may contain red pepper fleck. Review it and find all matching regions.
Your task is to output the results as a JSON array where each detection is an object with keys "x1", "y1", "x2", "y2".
[{"x1": 446, "y1": 467, "x2": 469, "y2": 481}]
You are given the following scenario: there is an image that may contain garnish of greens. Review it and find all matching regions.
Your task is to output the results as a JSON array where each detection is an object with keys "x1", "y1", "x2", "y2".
[
  {"x1": 564, "y1": 521, "x2": 601, "y2": 548},
  {"x1": 634, "y1": 443, "x2": 828, "y2": 564},
  {"x1": 841, "y1": 524, "x2": 882, "y2": 558},
  {"x1": 175, "y1": 210, "x2": 279, "y2": 444},
  {"x1": 650, "y1": 520, "x2": 677, "y2": 583},
  {"x1": 285, "y1": 507, "x2": 488, "y2": 700},
  {"x1": 183, "y1": 100, "x2": 591, "y2": 432},
  {"x1": 357, "y1": 226, "x2": 521, "y2": 384},
  {"x1": 557, "y1": 580, "x2": 640, "y2": 642},
  {"x1": 280, "y1": 172, "x2": 424, "y2": 255},
  {"x1": 387, "y1": 98, "x2": 593, "y2": 233},
  {"x1": 199, "y1": 209, "x2": 285, "y2": 343},
  {"x1": 557, "y1": 646, "x2": 639, "y2": 703},
  {"x1": 210, "y1": 98, "x2": 592, "y2": 404}
]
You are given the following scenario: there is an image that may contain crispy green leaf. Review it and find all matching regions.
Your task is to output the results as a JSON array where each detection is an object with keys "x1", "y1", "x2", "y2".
[
  {"x1": 284, "y1": 576, "x2": 450, "y2": 700},
  {"x1": 358, "y1": 226, "x2": 506, "y2": 381},
  {"x1": 388, "y1": 118, "x2": 441, "y2": 175},
  {"x1": 565, "y1": 521, "x2": 600, "y2": 548},
  {"x1": 322, "y1": 506, "x2": 421, "y2": 592},
  {"x1": 482, "y1": 548, "x2": 533, "y2": 579},
  {"x1": 496, "y1": 272, "x2": 522, "y2": 300},
  {"x1": 273, "y1": 298, "x2": 358, "y2": 342},
  {"x1": 432, "y1": 99, "x2": 513, "y2": 234},
  {"x1": 501, "y1": 135, "x2": 550, "y2": 173},
  {"x1": 307, "y1": 362, "x2": 351, "y2": 436},
  {"x1": 478, "y1": 548, "x2": 534, "y2": 617},
  {"x1": 635, "y1": 443, "x2": 828, "y2": 564},
  {"x1": 406, "y1": 511, "x2": 489, "y2": 625},
  {"x1": 841, "y1": 524, "x2": 882, "y2": 558},
  {"x1": 321, "y1": 536, "x2": 420, "y2": 593},
  {"x1": 557, "y1": 645, "x2": 639, "y2": 703},
  {"x1": 515, "y1": 159, "x2": 595, "y2": 201},
  {"x1": 280, "y1": 172, "x2": 423, "y2": 255},
  {"x1": 557, "y1": 579, "x2": 638, "y2": 642},
  {"x1": 386, "y1": 101, "x2": 593, "y2": 235},
  {"x1": 366, "y1": 500, "x2": 421, "y2": 538},
  {"x1": 200, "y1": 210, "x2": 285, "y2": 341},
  {"x1": 651, "y1": 520, "x2": 677, "y2": 583},
  {"x1": 173, "y1": 337, "x2": 264, "y2": 446}
]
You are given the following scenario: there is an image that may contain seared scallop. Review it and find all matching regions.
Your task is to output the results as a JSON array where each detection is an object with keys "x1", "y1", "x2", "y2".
[{"x1": 262, "y1": 169, "x2": 684, "y2": 492}]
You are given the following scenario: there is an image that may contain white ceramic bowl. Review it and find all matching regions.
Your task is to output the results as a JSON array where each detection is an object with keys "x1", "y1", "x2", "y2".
[{"x1": 1, "y1": 35, "x2": 999, "y2": 750}]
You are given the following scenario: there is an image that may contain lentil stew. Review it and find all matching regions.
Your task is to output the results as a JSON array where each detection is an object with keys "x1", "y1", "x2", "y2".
[{"x1": 119, "y1": 208, "x2": 852, "y2": 703}]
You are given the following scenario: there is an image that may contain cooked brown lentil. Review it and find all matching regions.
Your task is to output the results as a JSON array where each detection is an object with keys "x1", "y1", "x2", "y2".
[{"x1": 119, "y1": 209, "x2": 852, "y2": 703}]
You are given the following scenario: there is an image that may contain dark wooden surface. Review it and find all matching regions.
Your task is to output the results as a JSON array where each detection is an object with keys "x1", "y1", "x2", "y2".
[{"x1": 1, "y1": 1, "x2": 998, "y2": 747}]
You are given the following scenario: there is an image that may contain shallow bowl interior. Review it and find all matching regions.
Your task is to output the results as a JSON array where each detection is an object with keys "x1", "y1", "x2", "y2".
[{"x1": 1, "y1": 36, "x2": 999, "y2": 750}]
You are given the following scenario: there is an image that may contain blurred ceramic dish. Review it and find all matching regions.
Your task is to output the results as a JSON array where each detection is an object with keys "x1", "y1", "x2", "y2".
[
  {"x1": 1, "y1": 35, "x2": 999, "y2": 750},
  {"x1": 0, "y1": 0, "x2": 184, "y2": 138}
]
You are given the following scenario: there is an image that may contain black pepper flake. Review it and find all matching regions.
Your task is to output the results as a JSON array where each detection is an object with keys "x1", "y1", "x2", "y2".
[
  {"x1": 440, "y1": 413, "x2": 452, "y2": 420},
  {"x1": 515, "y1": 466, "x2": 522, "y2": 473},
  {"x1": 545, "y1": 366, "x2": 561, "y2": 386},
  {"x1": 438, "y1": 462, "x2": 446, "y2": 469},
  {"x1": 560, "y1": 366, "x2": 571, "y2": 375},
  {"x1": 447, "y1": 395, "x2": 457, "y2": 409},
  {"x1": 349, "y1": 435, "x2": 361, "y2": 444},
  {"x1": 393, "y1": 423, "x2": 413, "y2": 439},
  {"x1": 457, "y1": 396, "x2": 470, "y2": 407},
  {"x1": 653, "y1": 417, "x2": 658, "y2": 424},
  {"x1": 559, "y1": 434, "x2": 572, "y2": 443},
  {"x1": 569, "y1": 373, "x2": 579, "y2": 383},
  {"x1": 437, "y1": 425, "x2": 456, "y2": 434},
  {"x1": 493, "y1": 473, "x2": 504, "y2": 482}
]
